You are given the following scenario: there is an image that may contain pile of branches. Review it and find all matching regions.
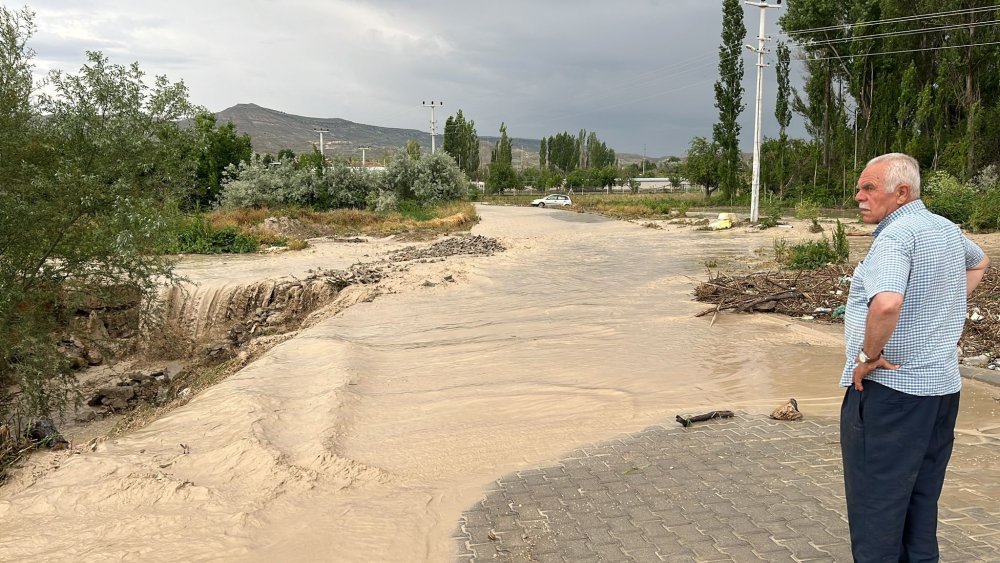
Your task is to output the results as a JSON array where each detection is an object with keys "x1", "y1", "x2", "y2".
[
  {"x1": 694, "y1": 267, "x2": 1000, "y2": 361},
  {"x1": 694, "y1": 265, "x2": 852, "y2": 321},
  {"x1": 964, "y1": 269, "x2": 1000, "y2": 358}
]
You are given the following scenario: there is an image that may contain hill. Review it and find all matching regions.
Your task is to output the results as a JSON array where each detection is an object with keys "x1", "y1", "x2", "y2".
[{"x1": 215, "y1": 104, "x2": 544, "y2": 162}]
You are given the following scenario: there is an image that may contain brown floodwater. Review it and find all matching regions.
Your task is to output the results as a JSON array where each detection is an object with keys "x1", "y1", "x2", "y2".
[{"x1": 1, "y1": 205, "x2": 997, "y2": 561}]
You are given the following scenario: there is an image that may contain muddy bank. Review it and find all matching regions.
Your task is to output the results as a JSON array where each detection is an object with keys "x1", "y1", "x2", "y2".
[
  {"x1": 2, "y1": 234, "x2": 505, "y2": 484},
  {"x1": 1, "y1": 206, "x2": 997, "y2": 562}
]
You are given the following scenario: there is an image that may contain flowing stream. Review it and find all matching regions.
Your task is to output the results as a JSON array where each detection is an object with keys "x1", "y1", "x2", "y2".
[{"x1": 1, "y1": 205, "x2": 997, "y2": 562}]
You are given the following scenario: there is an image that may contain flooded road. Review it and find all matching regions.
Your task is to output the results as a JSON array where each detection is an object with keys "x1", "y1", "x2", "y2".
[{"x1": 1, "y1": 205, "x2": 997, "y2": 561}]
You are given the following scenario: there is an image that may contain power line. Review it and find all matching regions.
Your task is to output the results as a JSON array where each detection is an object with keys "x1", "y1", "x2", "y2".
[
  {"x1": 792, "y1": 39, "x2": 1000, "y2": 62},
  {"x1": 784, "y1": 4, "x2": 1000, "y2": 37},
  {"x1": 789, "y1": 19, "x2": 1000, "y2": 48}
]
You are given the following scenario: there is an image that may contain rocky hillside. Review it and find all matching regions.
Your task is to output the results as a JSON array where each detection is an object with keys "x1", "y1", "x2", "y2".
[{"x1": 214, "y1": 103, "x2": 542, "y2": 160}]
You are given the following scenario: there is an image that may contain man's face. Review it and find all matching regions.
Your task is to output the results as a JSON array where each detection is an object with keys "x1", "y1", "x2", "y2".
[{"x1": 855, "y1": 162, "x2": 907, "y2": 224}]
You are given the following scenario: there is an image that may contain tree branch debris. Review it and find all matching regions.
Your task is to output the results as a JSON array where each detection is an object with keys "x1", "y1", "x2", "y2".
[{"x1": 694, "y1": 266, "x2": 1000, "y2": 362}]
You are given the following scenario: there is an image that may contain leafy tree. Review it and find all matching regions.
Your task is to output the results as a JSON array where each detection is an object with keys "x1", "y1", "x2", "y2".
[
  {"x1": 487, "y1": 123, "x2": 516, "y2": 193},
  {"x1": 775, "y1": 0, "x2": 1000, "y2": 194},
  {"x1": 538, "y1": 137, "x2": 547, "y2": 168},
  {"x1": 774, "y1": 41, "x2": 792, "y2": 199},
  {"x1": 413, "y1": 152, "x2": 468, "y2": 203},
  {"x1": 712, "y1": 0, "x2": 746, "y2": 199},
  {"x1": 546, "y1": 132, "x2": 580, "y2": 172},
  {"x1": 585, "y1": 131, "x2": 616, "y2": 169},
  {"x1": 296, "y1": 147, "x2": 326, "y2": 172},
  {"x1": 381, "y1": 151, "x2": 420, "y2": 200},
  {"x1": 442, "y1": 109, "x2": 480, "y2": 178},
  {"x1": 566, "y1": 168, "x2": 588, "y2": 189},
  {"x1": 591, "y1": 165, "x2": 618, "y2": 189},
  {"x1": 276, "y1": 148, "x2": 296, "y2": 161},
  {"x1": 684, "y1": 137, "x2": 721, "y2": 197},
  {"x1": 1, "y1": 7, "x2": 196, "y2": 420},
  {"x1": 185, "y1": 112, "x2": 252, "y2": 209},
  {"x1": 405, "y1": 139, "x2": 421, "y2": 160},
  {"x1": 221, "y1": 155, "x2": 326, "y2": 208}
]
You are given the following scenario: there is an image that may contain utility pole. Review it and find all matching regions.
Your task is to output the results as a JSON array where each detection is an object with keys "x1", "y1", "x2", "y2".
[
  {"x1": 358, "y1": 146, "x2": 371, "y2": 171},
  {"x1": 422, "y1": 101, "x2": 443, "y2": 153},
  {"x1": 313, "y1": 127, "x2": 329, "y2": 163},
  {"x1": 745, "y1": 0, "x2": 782, "y2": 224}
]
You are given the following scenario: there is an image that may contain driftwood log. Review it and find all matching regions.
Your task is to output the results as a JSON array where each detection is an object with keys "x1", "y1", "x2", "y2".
[{"x1": 675, "y1": 410, "x2": 735, "y2": 427}]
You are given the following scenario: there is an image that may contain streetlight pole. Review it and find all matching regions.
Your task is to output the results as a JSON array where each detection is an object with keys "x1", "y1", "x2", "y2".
[
  {"x1": 422, "y1": 101, "x2": 443, "y2": 153},
  {"x1": 745, "y1": 0, "x2": 781, "y2": 224}
]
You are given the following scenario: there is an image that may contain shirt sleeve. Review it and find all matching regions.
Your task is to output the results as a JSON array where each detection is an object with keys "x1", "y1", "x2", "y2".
[
  {"x1": 866, "y1": 233, "x2": 911, "y2": 300},
  {"x1": 964, "y1": 237, "x2": 986, "y2": 269}
]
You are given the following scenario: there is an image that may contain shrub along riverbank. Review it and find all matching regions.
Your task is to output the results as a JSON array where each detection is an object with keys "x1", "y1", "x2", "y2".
[{"x1": 166, "y1": 201, "x2": 479, "y2": 254}]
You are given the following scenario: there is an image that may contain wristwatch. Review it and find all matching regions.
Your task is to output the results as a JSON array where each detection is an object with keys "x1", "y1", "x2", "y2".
[{"x1": 856, "y1": 349, "x2": 880, "y2": 364}]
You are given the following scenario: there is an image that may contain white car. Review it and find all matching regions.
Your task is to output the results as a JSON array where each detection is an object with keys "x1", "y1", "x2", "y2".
[{"x1": 530, "y1": 194, "x2": 573, "y2": 207}]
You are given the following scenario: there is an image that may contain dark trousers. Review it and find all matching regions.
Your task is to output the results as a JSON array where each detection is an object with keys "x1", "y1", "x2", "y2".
[{"x1": 840, "y1": 381, "x2": 960, "y2": 562}]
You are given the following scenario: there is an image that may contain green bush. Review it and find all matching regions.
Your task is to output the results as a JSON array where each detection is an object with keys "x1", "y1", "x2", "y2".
[
  {"x1": 773, "y1": 238, "x2": 789, "y2": 262},
  {"x1": 924, "y1": 171, "x2": 975, "y2": 225},
  {"x1": 787, "y1": 239, "x2": 839, "y2": 269},
  {"x1": 169, "y1": 215, "x2": 260, "y2": 254},
  {"x1": 968, "y1": 188, "x2": 1000, "y2": 232},
  {"x1": 833, "y1": 220, "x2": 849, "y2": 263},
  {"x1": 794, "y1": 200, "x2": 820, "y2": 220},
  {"x1": 398, "y1": 200, "x2": 435, "y2": 221}
]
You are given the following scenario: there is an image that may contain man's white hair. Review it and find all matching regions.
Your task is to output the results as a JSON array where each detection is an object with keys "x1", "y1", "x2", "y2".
[{"x1": 866, "y1": 153, "x2": 921, "y2": 198}]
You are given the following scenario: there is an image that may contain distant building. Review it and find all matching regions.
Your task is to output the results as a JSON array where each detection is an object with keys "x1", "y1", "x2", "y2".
[{"x1": 630, "y1": 177, "x2": 692, "y2": 192}]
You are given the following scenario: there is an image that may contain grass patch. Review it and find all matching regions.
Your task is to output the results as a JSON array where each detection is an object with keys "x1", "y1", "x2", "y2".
[
  {"x1": 167, "y1": 214, "x2": 262, "y2": 254},
  {"x1": 194, "y1": 201, "x2": 480, "y2": 246}
]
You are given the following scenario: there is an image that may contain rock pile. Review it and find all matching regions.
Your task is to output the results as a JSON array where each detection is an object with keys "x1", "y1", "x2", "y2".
[
  {"x1": 85, "y1": 368, "x2": 174, "y2": 414},
  {"x1": 387, "y1": 235, "x2": 505, "y2": 262},
  {"x1": 308, "y1": 263, "x2": 385, "y2": 289}
]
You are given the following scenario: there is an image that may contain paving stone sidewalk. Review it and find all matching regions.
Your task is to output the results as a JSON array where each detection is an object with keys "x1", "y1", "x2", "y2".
[{"x1": 455, "y1": 414, "x2": 1000, "y2": 562}]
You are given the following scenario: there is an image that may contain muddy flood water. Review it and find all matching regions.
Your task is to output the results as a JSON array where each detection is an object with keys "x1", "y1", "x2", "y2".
[{"x1": 1, "y1": 205, "x2": 998, "y2": 561}]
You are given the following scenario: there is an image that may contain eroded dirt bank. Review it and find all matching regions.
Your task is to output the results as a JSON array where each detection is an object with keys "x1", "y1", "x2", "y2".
[{"x1": 1, "y1": 206, "x2": 998, "y2": 562}]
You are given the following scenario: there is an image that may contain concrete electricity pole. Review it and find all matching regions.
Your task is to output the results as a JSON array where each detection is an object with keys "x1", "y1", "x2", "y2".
[
  {"x1": 313, "y1": 127, "x2": 330, "y2": 162},
  {"x1": 745, "y1": 0, "x2": 781, "y2": 224},
  {"x1": 422, "y1": 101, "x2": 443, "y2": 153}
]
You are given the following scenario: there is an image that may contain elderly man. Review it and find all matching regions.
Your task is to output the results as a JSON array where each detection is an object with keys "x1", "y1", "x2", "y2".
[{"x1": 841, "y1": 153, "x2": 990, "y2": 562}]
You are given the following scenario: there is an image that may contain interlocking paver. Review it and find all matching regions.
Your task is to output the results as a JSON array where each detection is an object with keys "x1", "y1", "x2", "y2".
[{"x1": 455, "y1": 413, "x2": 1000, "y2": 562}]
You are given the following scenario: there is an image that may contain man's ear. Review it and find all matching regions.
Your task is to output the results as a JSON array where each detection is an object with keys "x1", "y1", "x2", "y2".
[{"x1": 896, "y1": 184, "x2": 912, "y2": 203}]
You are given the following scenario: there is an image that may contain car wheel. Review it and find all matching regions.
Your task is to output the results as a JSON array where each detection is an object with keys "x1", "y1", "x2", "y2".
[{"x1": 538, "y1": 202, "x2": 546, "y2": 207}]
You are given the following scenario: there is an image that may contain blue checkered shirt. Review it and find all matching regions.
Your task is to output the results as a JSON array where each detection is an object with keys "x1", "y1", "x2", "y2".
[{"x1": 841, "y1": 200, "x2": 985, "y2": 395}]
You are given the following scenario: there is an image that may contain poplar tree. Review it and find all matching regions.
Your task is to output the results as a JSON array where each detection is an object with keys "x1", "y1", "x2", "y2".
[
  {"x1": 442, "y1": 109, "x2": 479, "y2": 178},
  {"x1": 774, "y1": 41, "x2": 792, "y2": 198},
  {"x1": 486, "y1": 123, "x2": 516, "y2": 193},
  {"x1": 712, "y1": 0, "x2": 747, "y2": 200}
]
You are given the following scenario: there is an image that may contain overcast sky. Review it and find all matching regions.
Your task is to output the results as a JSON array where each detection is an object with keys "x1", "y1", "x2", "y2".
[{"x1": 26, "y1": 0, "x2": 800, "y2": 157}]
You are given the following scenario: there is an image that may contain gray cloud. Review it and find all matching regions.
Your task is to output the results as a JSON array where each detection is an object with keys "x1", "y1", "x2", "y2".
[{"x1": 25, "y1": 0, "x2": 799, "y2": 157}]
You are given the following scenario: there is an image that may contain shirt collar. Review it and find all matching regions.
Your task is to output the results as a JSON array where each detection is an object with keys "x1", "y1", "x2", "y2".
[{"x1": 873, "y1": 199, "x2": 926, "y2": 237}]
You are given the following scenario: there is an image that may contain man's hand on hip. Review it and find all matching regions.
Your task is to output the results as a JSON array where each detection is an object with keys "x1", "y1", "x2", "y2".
[{"x1": 852, "y1": 356, "x2": 900, "y2": 391}]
